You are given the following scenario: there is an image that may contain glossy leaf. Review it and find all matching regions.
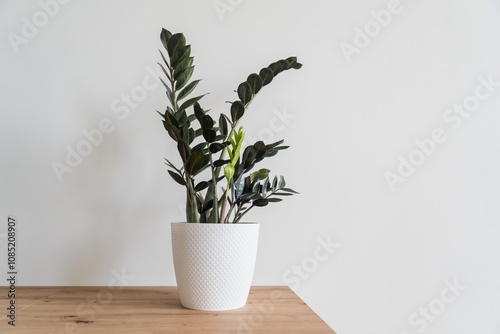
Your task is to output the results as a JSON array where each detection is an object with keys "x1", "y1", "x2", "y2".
[
  {"x1": 237, "y1": 82, "x2": 252, "y2": 105},
  {"x1": 259, "y1": 67, "x2": 274, "y2": 86},
  {"x1": 171, "y1": 45, "x2": 191, "y2": 69},
  {"x1": 175, "y1": 66, "x2": 194, "y2": 90},
  {"x1": 179, "y1": 94, "x2": 207, "y2": 112},
  {"x1": 160, "y1": 29, "x2": 172, "y2": 51},
  {"x1": 185, "y1": 150, "x2": 204, "y2": 175},
  {"x1": 194, "y1": 181, "x2": 209, "y2": 191},
  {"x1": 167, "y1": 33, "x2": 186, "y2": 57},
  {"x1": 178, "y1": 79, "x2": 201, "y2": 101},
  {"x1": 174, "y1": 57, "x2": 194, "y2": 79},
  {"x1": 209, "y1": 142, "x2": 225, "y2": 153},
  {"x1": 247, "y1": 73, "x2": 262, "y2": 94},
  {"x1": 230, "y1": 101, "x2": 245, "y2": 123},
  {"x1": 168, "y1": 170, "x2": 185, "y2": 186},
  {"x1": 203, "y1": 129, "x2": 216, "y2": 143},
  {"x1": 177, "y1": 140, "x2": 191, "y2": 164},
  {"x1": 253, "y1": 198, "x2": 269, "y2": 207}
]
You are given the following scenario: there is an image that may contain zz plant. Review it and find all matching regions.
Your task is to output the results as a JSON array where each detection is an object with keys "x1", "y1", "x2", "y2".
[{"x1": 157, "y1": 28, "x2": 301, "y2": 223}]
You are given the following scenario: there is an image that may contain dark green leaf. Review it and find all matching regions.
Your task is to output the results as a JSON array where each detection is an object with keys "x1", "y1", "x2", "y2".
[
  {"x1": 201, "y1": 199, "x2": 213, "y2": 213},
  {"x1": 209, "y1": 142, "x2": 225, "y2": 153},
  {"x1": 194, "y1": 102, "x2": 205, "y2": 123},
  {"x1": 214, "y1": 159, "x2": 229, "y2": 167},
  {"x1": 177, "y1": 140, "x2": 191, "y2": 164},
  {"x1": 191, "y1": 142, "x2": 207, "y2": 152},
  {"x1": 160, "y1": 28, "x2": 172, "y2": 51},
  {"x1": 173, "y1": 57, "x2": 194, "y2": 79},
  {"x1": 247, "y1": 73, "x2": 262, "y2": 94},
  {"x1": 230, "y1": 101, "x2": 245, "y2": 123},
  {"x1": 268, "y1": 198, "x2": 283, "y2": 203},
  {"x1": 166, "y1": 33, "x2": 186, "y2": 57},
  {"x1": 201, "y1": 115, "x2": 214, "y2": 130},
  {"x1": 259, "y1": 67, "x2": 274, "y2": 86},
  {"x1": 203, "y1": 129, "x2": 217, "y2": 143},
  {"x1": 178, "y1": 79, "x2": 201, "y2": 101},
  {"x1": 238, "y1": 82, "x2": 253, "y2": 105},
  {"x1": 268, "y1": 62, "x2": 282, "y2": 75},
  {"x1": 175, "y1": 66, "x2": 194, "y2": 90},
  {"x1": 174, "y1": 109, "x2": 187, "y2": 125},
  {"x1": 157, "y1": 52, "x2": 171, "y2": 80},
  {"x1": 162, "y1": 120, "x2": 180, "y2": 141},
  {"x1": 168, "y1": 170, "x2": 186, "y2": 186},
  {"x1": 185, "y1": 150, "x2": 204, "y2": 175},
  {"x1": 219, "y1": 114, "x2": 228, "y2": 136},
  {"x1": 194, "y1": 181, "x2": 209, "y2": 191},
  {"x1": 171, "y1": 45, "x2": 191, "y2": 69},
  {"x1": 179, "y1": 94, "x2": 207, "y2": 112},
  {"x1": 253, "y1": 198, "x2": 269, "y2": 207}
]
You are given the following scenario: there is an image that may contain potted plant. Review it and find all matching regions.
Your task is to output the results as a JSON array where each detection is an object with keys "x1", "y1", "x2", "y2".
[{"x1": 157, "y1": 28, "x2": 301, "y2": 311}]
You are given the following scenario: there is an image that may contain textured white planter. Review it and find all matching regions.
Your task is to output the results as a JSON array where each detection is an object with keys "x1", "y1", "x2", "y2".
[{"x1": 171, "y1": 222, "x2": 260, "y2": 311}]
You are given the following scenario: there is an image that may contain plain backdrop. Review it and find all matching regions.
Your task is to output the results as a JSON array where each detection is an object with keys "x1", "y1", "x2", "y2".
[{"x1": 1, "y1": 0, "x2": 500, "y2": 333}]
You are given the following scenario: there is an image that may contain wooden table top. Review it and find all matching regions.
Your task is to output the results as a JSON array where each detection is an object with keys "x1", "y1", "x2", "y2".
[{"x1": 0, "y1": 286, "x2": 335, "y2": 333}]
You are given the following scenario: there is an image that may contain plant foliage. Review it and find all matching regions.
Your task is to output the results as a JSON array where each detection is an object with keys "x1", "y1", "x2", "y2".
[{"x1": 157, "y1": 28, "x2": 301, "y2": 223}]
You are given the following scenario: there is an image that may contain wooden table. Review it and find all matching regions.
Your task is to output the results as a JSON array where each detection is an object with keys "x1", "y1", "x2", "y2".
[{"x1": 0, "y1": 286, "x2": 335, "y2": 333}]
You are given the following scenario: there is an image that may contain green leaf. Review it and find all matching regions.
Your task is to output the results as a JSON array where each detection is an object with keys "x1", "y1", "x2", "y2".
[
  {"x1": 194, "y1": 181, "x2": 209, "y2": 191},
  {"x1": 230, "y1": 101, "x2": 245, "y2": 123},
  {"x1": 157, "y1": 63, "x2": 172, "y2": 86},
  {"x1": 203, "y1": 129, "x2": 217, "y2": 143},
  {"x1": 238, "y1": 82, "x2": 253, "y2": 105},
  {"x1": 259, "y1": 67, "x2": 274, "y2": 86},
  {"x1": 250, "y1": 168, "x2": 270, "y2": 182},
  {"x1": 201, "y1": 114, "x2": 214, "y2": 130},
  {"x1": 174, "y1": 57, "x2": 194, "y2": 79},
  {"x1": 200, "y1": 199, "x2": 213, "y2": 213},
  {"x1": 176, "y1": 66, "x2": 195, "y2": 90},
  {"x1": 179, "y1": 94, "x2": 207, "y2": 112},
  {"x1": 242, "y1": 146, "x2": 256, "y2": 169},
  {"x1": 167, "y1": 33, "x2": 186, "y2": 57},
  {"x1": 191, "y1": 142, "x2": 207, "y2": 152},
  {"x1": 162, "y1": 120, "x2": 180, "y2": 141},
  {"x1": 282, "y1": 187, "x2": 299, "y2": 194},
  {"x1": 268, "y1": 62, "x2": 282, "y2": 76},
  {"x1": 247, "y1": 73, "x2": 263, "y2": 94},
  {"x1": 177, "y1": 140, "x2": 191, "y2": 164},
  {"x1": 224, "y1": 164, "x2": 235, "y2": 182},
  {"x1": 160, "y1": 28, "x2": 172, "y2": 51},
  {"x1": 185, "y1": 150, "x2": 204, "y2": 175},
  {"x1": 214, "y1": 159, "x2": 229, "y2": 167},
  {"x1": 219, "y1": 114, "x2": 228, "y2": 136},
  {"x1": 253, "y1": 198, "x2": 269, "y2": 207},
  {"x1": 168, "y1": 170, "x2": 186, "y2": 186},
  {"x1": 268, "y1": 198, "x2": 283, "y2": 203},
  {"x1": 194, "y1": 102, "x2": 205, "y2": 123},
  {"x1": 157, "y1": 53, "x2": 171, "y2": 79},
  {"x1": 178, "y1": 79, "x2": 201, "y2": 101},
  {"x1": 171, "y1": 45, "x2": 191, "y2": 69},
  {"x1": 209, "y1": 142, "x2": 226, "y2": 153}
]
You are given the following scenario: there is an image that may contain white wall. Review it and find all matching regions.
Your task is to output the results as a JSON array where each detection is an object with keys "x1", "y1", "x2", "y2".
[{"x1": 2, "y1": 0, "x2": 500, "y2": 333}]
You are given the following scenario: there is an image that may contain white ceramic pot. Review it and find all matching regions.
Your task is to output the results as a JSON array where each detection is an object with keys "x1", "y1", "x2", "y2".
[{"x1": 171, "y1": 222, "x2": 260, "y2": 311}]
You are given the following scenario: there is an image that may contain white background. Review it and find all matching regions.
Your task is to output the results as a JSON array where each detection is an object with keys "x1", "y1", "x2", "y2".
[{"x1": 1, "y1": 0, "x2": 500, "y2": 333}]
